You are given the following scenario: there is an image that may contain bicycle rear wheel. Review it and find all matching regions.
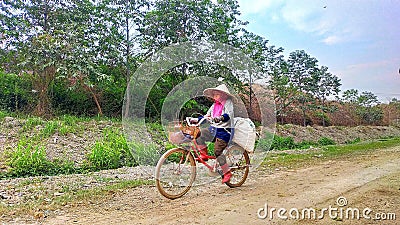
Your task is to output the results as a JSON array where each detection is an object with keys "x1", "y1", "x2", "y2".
[
  {"x1": 224, "y1": 145, "x2": 250, "y2": 188},
  {"x1": 155, "y1": 148, "x2": 196, "y2": 199}
]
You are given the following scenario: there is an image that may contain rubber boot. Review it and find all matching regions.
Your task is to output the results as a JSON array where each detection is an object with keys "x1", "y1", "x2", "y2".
[
  {"x1": 197, "y1": 145, "x2": 209, "y2": 161},
  {"x1": 221, "y1": 164, "x2": 232, "y2": 183}
]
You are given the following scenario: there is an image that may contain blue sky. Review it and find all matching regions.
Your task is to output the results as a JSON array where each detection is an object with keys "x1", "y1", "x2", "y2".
[{"x1": 236, "y1": 0, "x2": 400, "y2": 102}]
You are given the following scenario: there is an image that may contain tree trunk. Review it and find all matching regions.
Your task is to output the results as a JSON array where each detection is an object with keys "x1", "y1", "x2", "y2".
[
  {"x1": 33, "y1": 66, "x2": 55, "y2": 116},
  {"x1": 86, "y1": 86, "x2": 103, "y2": 116}
]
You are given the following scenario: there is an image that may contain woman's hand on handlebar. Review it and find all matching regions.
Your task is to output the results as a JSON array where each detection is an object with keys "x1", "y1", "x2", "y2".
[
  {"x1": 186, "y1": 116, "x2": 211, "y2": 126},
  {"x1": 189, "y1": 118, "x2": 199, "y2": 124}
]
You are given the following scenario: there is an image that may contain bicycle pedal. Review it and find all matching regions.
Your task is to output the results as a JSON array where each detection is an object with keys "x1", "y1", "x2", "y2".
[{"x1": 207, "y1": 170, "x2": 220, "y2": 177}]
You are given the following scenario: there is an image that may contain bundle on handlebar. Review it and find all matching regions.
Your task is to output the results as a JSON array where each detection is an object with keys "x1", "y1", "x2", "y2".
[{"x1": 168, "y1": 117, "x2": 207, "y2": 144}]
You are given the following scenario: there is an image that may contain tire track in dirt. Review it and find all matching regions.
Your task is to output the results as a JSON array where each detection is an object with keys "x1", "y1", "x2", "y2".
[{"x1": 44, "y1": 146, "x2": 400, "y2": 225}]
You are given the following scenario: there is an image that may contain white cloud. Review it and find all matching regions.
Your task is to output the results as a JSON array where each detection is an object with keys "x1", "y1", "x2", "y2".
[
  {"x1": 238, "y1": 0, "x2": 400, "y2": 46},
  {"x1": 237, "y1": 0, "x2": 278, "y2": 15},
  {"x1": 322, "y1": 35, "x2": 342, "y2": 45}
]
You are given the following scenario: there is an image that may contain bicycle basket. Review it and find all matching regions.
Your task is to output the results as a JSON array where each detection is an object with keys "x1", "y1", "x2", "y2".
[
  {"x1": 180, "y1": 125, "x2": 201, "y2": 139},
  {"x1": 168, "y1": 122, "x2": 200, "y2": 144}
]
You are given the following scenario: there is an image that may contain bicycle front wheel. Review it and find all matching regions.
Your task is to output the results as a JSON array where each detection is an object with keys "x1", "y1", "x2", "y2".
[
  {"x1": 155, "y1": 148, "x2": 196, "y2": 199},
  {"x1": 224, "y1": 145, "x2": 250, "y2": 188}
]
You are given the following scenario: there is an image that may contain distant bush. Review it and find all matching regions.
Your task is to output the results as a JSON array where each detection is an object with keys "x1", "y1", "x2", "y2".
[
  {"x1": 318, "y1": 137, "x2": 336, "y2": 146},
  {"x1": 0, "y1": 72, "x2": 35, "y2": 112},
  {"x1": 6, "y1": 139, "x2": 75, "y2": 177},
  {"x1": 296, "y1": 140, "x2": 317, "y2": 149},
  {"x1": 258, "y1": 134, "x2": 337, "y2": 151},
  {"x1": 51, "y1": 79, "x2": 96, "y2": 116},
  {"x1": 271, "y1": 136, "x2": 296, "y2": 150},
  {"x1": 83, "y1": 128, "x2": 135, "y2": 171}
]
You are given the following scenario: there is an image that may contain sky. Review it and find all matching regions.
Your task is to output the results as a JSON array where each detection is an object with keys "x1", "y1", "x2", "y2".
[{"x1": 236, "y1": 0, "x2": 400, "y2": 102}]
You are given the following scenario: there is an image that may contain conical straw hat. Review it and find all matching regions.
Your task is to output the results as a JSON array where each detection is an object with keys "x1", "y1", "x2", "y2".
[{"x1": 203, "y1": 84, "x2": 233, "y2": 98}]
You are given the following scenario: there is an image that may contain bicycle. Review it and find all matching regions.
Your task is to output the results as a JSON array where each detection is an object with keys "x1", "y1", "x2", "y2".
[{"x1": 155, "y1": 116, "x2": 250, "y2": 199}]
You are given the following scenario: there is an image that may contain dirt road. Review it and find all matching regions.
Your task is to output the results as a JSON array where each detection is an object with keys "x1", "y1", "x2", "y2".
[{"x1": 18, "y1": 146, "x2": 400, "y2": 224}]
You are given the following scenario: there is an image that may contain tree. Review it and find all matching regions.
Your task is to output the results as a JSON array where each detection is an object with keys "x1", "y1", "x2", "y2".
[
  {"x1": 357, "y1": 91, "x2": 379, "y2": 107},
  {"x1": 341, "y1": 89, "x2": 383, "y2": 125},
  {"x1": 342, "y1": 89, "x2": 359, "y2": 104},
  {"x1": 287, "y1": 50, "x2": 319, "y2": 126},
  {"x1": 0, "y1": 0, "x2": 72, "y2": 115},
  {"x1": 1, "y1": 0, "x2": 136, "y2": 116},
  {"x1": 268, "y1": 59, "x2": 297, "y2": 124},
  {"x1": 313, "y1": 66, "x2": 341, "y2": 126},
  {"x1": 137, "y1": 0, "x2": 250, "y2": 119}
]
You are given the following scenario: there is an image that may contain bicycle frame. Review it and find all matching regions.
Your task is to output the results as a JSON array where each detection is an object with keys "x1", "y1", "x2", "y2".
[
  {"x1": 156, "y1": 116, "x2": 251, "y2": 199},
  {"x1": 180, "y1": 116, "x2": 222, "y2": 172},
  {"x1": 190, "y1": 138, "x2": 217, "y2": 170}
]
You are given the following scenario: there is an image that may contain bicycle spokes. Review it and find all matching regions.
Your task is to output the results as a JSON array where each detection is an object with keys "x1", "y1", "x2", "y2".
[
  {"x1": 155, "y1": 148, "x2": 196, "y2": 199},
  {"x1": 224, "y1": 146, "x2": 250, "y2": 188}
]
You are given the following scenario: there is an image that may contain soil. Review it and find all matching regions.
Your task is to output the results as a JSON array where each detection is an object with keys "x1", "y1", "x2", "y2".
[
  {"x1": 1, "y1": 117, "x2": 399, "y2": 224},
  {"x1": 1, "y1": 146, "x2": 398, "y2": 225},
  {"x1": 2, "y1": 116, "x2": 400, "y2": 167}
]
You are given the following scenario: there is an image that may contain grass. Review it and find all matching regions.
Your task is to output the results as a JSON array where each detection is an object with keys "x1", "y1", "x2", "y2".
[
  {"x1": 257, "y1": 134, "x2": 337, "y2": 151},
  {"x1": 0, "y1": 179, "x2": 152, "y2": 217},
  {"x1": 83, "y1": 128, "x2": 136, "y2": 171},
  {"x1": 52, "y1": 179, "x2": 152, "y2": 205},
  {"x1": 263, "y1": 137, "x2": 400, "y2": 169},
  {"x1": 4, "y1": 139, "x2": 77, "y2": 178}
]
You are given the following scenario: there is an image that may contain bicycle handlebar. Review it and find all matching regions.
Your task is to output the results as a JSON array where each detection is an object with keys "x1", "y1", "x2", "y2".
[{"x1": 185, "y1": 116, "x2": 210, "y2": 126}]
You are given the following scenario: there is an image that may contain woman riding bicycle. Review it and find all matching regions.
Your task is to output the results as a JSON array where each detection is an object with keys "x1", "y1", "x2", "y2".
[{"x1": 192, "y1": 84, "x2": 234, "y2": 183}]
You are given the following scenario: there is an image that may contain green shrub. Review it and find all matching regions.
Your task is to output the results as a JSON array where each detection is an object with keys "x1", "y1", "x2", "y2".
[
  {"x1": 0, "y1": 110, "x2": 7, "y2": 120},
  {"x1": 6, "y1": 140, "x2": 52, "y2": 176},
  {"x1": 41, "y1": 121, "x2": 59, "y2": 137},
  {"x1": 130, "y1": 142, "x2": 159, "y2": 166},
  {"x1": 318, "y1": 137, "x2": 336, "y2": 146},
  {"x1": 255, "y1": 131, "x2": 274, "y2": 151},
  {"x1": 0, "y1": 72, "x2": 35, "y2": 112},
  {"x1": 85, "y1": 142, "x2": 122, "y2": 171},
  {"x1": 296, "y1": 140, "x2": 317, "y2": 149},
  {"x1": 6, "y1": 139, "x2": 75, "y2": 177},
  {"x1": 271, "y1": 136, "x2": 296, "y2": 150},
  {"x1": 51, "y1": 79, "x2": 96, "y2": 116},
  {"x1": 84, "y1": 128, "x2": 135, "y2": 171}
]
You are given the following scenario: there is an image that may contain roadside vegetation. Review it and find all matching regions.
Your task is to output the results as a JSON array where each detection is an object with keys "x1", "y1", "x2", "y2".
[
  {"x1": 1, "y1": 111, "x2": 400, "y2": 180},
  {"x1": 263, "y1": 137, "x2": 400, "y2": 169},
  {"x1": 1, "y1": 111, "x2": 399, "y2": 218},
  {"x1": 0, "y1": 113, "x2": 157, "y2": 179}
]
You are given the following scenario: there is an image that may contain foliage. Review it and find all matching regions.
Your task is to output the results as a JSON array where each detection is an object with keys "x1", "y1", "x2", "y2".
[
  {"x1": 0, "y1": 0, "x2": 396, "y2": 127},
  {"x1": 50, "y1": 79, "x2": 96, "y2": 116},
  {"x1": 295, "y1": 140, "x2": 318, "y2": 149},
  {"x1": 270, "y1": 135, "x2": 296, "y2": 150},
  {"x1": 84, "y1": 128, "x2": 135, "y2": 171},
  {"x1": 287, "y1": 50, "x2": 319, "y2": 126},
  {"x1": 0, "y1": 111, "x2": 8, "y2": 120},
  {"x1": 318, "y1": 137, "x2": 336, "y2": 146},
  {"x1": 355, "y1": 105, "x2": 384, "y2": 125},
  {"x1": 6, "y1": 139, "x2": 75, "y2": 177},
  {"x1": 258, "y1": 134, "x2": 336, "y2": 151},
  {"x1": 0, "y1": 72, "x2": 35, "y2": 112},
  {"x1": 263, "y1": 137, "x2": 400, "y2": 169},
  {"x1": 341, "y1": 90, "x2": 383, "y2": 125},
  {"x1": 21, "y1": 117, "x2": 45, "y2": 132},
  {"x1": 130, "y1": 142, "x2": 159, "y2": 166}
]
